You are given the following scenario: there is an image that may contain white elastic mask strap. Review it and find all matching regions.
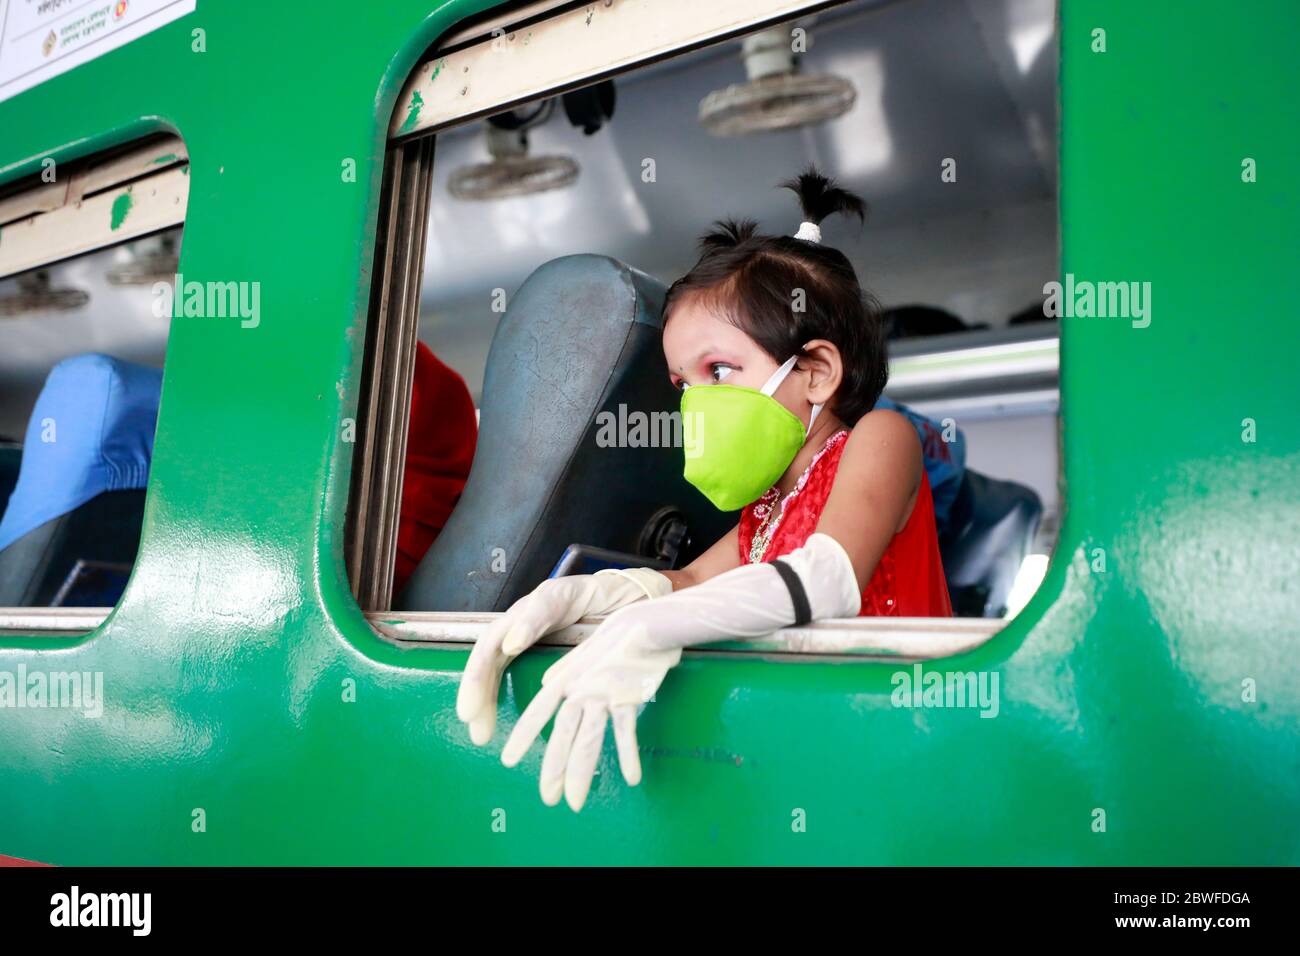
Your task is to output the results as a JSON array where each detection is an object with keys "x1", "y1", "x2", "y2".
[
  {"x1": 806, "y1": 402, "x2": 823, "y2": 438},
  {"x1": 761, "y1": 355, "x2": 823, "y2": 438},
  {"x1": 759, "y1": 355, "x2": 800, "y2": 397}
]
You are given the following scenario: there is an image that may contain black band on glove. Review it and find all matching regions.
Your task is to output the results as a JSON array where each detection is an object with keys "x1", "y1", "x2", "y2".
[{"x1": 771, "y1": 558, "x2": 812, "y2": 626}]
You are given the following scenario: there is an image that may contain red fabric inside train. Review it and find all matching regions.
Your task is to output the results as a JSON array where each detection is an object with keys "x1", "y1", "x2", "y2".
[{"x1": 393, "y1": 342, "x2": 478, "y2": 599}]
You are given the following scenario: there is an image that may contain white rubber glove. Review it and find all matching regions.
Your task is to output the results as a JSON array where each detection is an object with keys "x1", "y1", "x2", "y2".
[
  {"x1": 456, "y1": 567, "x2": 671, "y2": 745},
  {"x1": 500, "y1": 533, "x2": 861, "y2": 811}
]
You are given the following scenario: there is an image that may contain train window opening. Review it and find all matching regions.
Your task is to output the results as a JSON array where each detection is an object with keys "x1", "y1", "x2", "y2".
[
  {"x1": 347, "y1": 0, "x2": 1060, "y2": 654},
  {"x1": 0, "y1": 134, "x2": 186, "y2": 616}
]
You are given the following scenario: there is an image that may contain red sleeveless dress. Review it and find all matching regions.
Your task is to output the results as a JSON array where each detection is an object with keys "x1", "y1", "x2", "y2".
[{"x1": 738, "y1": 429, "x2": 953, "y2": 617}]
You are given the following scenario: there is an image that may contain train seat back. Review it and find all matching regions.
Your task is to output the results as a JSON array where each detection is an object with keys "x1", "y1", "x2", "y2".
[
  {"x1": 397, "y1": 254, "x2": 732, "y2": 612},
  {"x1": 0, "y1": 354, "x2": 161, "y2": 606},
  {"x1": 0, "y1": 445, "x2": 20, "y2": 516},
  {"x1": 939, "y1": 469, "x2": 1043, "y2": 617}
]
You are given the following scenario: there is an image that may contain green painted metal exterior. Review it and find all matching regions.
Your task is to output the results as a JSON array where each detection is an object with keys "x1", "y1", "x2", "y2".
[{"x1": 1, "y1": 1, "x2": 1296, "y2": 865}]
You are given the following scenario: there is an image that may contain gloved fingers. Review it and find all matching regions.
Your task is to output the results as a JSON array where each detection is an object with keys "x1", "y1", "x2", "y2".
[
  {"x1": 467, "y1": 692, "x2": 499, "y2": 746},
  {"x1": 457, "y1": 613, "x2": 517, "y2": 724},
  {"x1": 500, "y1": 609, "x2": 552, "y2": 657},
  {"x1": 465, "y1": 637, "x2": 521, "y2": 744},
  {"x1": 501, "y1": 680, "x2": 566, "y2": 769},
  {"x1": 538, "y1": 697, "x2": 583, "y2": 807},
  {"x1": 463, "y1": 577, "x2": 600, "y2": 730},
  {"x1": 611, "y1": 704, "x2": 642, "y2": 787},
  {"x1": 564, "y1": 701, "x2": 609, "y2": 812},
  {"x1": 461, "y1": 578, "x2": 592, "y2": 729}
]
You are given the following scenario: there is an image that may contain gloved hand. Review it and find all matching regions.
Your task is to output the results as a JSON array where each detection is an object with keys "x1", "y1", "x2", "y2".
[
  {"x1": 456, "y1": 567, "x2": 671, "y2": 745},
  {"x1": 500, "y1": 533, "x2": 862, "y2": 811}
]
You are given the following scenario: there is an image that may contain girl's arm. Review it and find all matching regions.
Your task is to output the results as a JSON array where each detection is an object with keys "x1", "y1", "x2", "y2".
[
  {"x1": 660, "y1": 523, "x2": 740, "y2": 591},
  {"x1": 815, "y1": 409, "x2": 923, "y2": 591}
]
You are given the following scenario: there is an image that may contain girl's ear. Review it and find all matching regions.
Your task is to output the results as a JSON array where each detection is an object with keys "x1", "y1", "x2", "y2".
[{"x1": 799, "y1": 339, "x2": 843, "y2": 405}]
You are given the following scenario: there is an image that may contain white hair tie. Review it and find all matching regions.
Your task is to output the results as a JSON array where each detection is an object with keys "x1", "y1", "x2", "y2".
[{"x1": 793, "y1": 220, "x2": 822, "y2": 243}]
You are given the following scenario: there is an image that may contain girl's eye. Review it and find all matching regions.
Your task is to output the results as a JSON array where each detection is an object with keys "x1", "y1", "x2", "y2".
[{"x1": 710, "y1": 363, "x2": 736, "y2": 383}]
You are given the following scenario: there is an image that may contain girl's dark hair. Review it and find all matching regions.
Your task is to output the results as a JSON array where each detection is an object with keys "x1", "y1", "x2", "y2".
[{"x1": 662, "y1": 166, "x2": 887, "y2": 424}]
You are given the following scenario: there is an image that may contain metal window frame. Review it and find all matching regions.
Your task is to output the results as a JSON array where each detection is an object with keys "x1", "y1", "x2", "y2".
[
  {"x1": 388, "y1": 0, "x2": 851, "y2": 141},
  {"x1": 0, "y1": 607, "x2": 1003, "y2": 662},
  {"x1": 345, "y1": 136, "x2": 436, "y2": 609},
  {"x1": 0, "y1": 134, "x2": 188, "y2": 279},
  {"x1": 371, "y1": 611, "x2": 1003, "y2": 662}
]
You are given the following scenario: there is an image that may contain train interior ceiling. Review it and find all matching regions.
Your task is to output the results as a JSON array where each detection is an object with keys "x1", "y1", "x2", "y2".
[{"x1": 0, "y1": 0, "x2": 1060, "y2": 618}]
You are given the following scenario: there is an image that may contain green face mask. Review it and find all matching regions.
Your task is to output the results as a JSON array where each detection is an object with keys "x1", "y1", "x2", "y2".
[{"x1": 680, "y1": 355, "x2": 823, "y2": 511}]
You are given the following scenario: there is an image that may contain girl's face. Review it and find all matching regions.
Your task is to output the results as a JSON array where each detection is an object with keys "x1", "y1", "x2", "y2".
[{"x1": 662, "y1": 296, "x2": 796, "y2": 409}]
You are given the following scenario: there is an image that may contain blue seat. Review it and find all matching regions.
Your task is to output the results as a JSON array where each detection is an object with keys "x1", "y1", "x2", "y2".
[
  {"x1": 939, "y1": 469, "x2": 1043, "y2": 617},
  {"x1": 0, "y1": 354, "x2": 161, "y2": 606},
  {"x1": 396, "y1": 254, "x2": 734, "y2": 612}
]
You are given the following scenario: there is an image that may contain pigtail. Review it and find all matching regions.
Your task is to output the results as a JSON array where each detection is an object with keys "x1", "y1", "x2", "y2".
[{"x1": 778, "y1": 166, "x2": 867, "y2": 227}]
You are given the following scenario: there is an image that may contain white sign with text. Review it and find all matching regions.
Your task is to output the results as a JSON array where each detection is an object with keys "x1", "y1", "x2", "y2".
[{"x1": 0, "y1": 0, "x2": 195, "y2": 105}]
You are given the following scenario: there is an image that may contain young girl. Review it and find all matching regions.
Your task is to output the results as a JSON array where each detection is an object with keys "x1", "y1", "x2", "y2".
[{"x1": 456, "y1": 168, "x2": 951, "y2": 811}]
